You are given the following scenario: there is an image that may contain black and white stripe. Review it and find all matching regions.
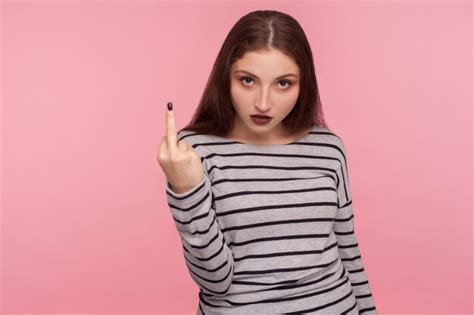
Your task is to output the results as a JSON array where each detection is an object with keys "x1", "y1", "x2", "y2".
[{"x1": 166, "y1": 125, "x2": 377, "y2": 314}]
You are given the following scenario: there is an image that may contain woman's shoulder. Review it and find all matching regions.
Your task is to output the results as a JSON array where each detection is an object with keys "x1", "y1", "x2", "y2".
[
  {"x1": 176, "y1": 129, "x2": 216, "y2": 147},
  {"x1": 175, "y1": 129, "x2": 219, "y2": 162},
  {"x1": 312, "y1": 125, "x2": 343, "y2": 144},
  {"x1": 310, "y1": 125, "x2": 350, "y2": 161}
]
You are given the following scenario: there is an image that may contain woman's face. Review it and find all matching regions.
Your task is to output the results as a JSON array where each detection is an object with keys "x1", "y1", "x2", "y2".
[{"x1": 229, "y1": 48, "x2": 301, "y2": 144}]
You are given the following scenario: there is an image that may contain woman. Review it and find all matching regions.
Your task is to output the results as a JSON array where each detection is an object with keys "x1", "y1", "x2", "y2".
[{"x1": 158, "y1": 10, "x2": 377, "y2": 314}]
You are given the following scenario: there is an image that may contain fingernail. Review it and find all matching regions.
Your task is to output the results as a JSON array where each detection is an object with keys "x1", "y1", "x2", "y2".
[{"x1": 167, "y1": 101, "x2": 173, "y2": 111}]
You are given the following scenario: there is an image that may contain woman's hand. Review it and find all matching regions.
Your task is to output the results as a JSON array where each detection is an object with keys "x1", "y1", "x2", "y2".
[{"x1": 157, "y1": 102, "x2": 205, "y2": 194}]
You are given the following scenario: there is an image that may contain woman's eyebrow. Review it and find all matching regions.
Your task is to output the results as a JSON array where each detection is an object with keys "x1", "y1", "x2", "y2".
[{"x1": 234, "y1": 70, "x2": 298, "y2": 79}]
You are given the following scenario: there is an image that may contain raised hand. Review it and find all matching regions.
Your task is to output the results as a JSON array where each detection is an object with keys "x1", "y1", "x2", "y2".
[{"x1": 157, "y1": 102, "x2": 205, "y2": 194}]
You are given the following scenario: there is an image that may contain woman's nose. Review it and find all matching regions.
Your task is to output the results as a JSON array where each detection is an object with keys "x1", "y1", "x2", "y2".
[{"x1": 255, "y1": 88, "x2": 272, "y2": 111}]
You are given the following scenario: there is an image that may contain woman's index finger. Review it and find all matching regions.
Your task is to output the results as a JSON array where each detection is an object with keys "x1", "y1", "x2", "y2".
[{"x1": 166, "y1": 102, "x2": 177, "y2": 151}]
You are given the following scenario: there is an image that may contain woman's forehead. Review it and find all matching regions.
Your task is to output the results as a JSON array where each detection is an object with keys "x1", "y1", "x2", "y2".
[{"x1": 231, "y1": 50, "x2": 299, "y2": 78}]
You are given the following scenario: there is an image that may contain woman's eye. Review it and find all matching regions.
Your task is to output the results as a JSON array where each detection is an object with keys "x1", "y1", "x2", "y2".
[
  {"x1": 240, "y1": 77, "x2": 254, "y2": 85},
  {"x1": 278, "y1": 80, "x2": 292, "y2": 88}
]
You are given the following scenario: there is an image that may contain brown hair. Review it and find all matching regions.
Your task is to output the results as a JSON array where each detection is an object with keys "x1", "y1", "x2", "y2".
[{"x1": 179, "y1": 10, "x2": 330, "y2": 137}]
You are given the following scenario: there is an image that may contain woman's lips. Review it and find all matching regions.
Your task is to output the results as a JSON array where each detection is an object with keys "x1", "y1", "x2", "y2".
[{"x1": 250, "y1": 115, "x2": 273, "y2": 125}]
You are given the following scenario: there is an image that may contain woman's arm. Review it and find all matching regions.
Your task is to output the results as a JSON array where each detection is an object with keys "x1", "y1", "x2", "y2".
[
  {"x1": 166, "y1": 143, "x2": 234, "y2": 297},
  {"x1": 333, "y1": 137, "x2": 378, "y2": 314}
]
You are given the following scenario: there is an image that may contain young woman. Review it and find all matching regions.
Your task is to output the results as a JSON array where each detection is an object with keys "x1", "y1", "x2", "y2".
[{"x1": 158, "y1": 10, "x2": 377, "y2": 314}]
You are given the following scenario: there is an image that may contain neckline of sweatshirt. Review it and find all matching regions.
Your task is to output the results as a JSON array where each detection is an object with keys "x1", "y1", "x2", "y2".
[{"x1": 199, "y1": 124, "x2": 317, "y2": 149}]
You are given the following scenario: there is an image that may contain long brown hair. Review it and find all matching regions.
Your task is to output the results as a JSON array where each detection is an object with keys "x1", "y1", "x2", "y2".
[{"x1": 180, "y1": 10, "x2": 330, "y2": 137}]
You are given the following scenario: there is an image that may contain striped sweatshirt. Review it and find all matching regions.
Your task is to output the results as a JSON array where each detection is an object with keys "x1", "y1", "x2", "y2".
[{"x1": 165, "y1": 125, "x2": 377, "y2": 314}]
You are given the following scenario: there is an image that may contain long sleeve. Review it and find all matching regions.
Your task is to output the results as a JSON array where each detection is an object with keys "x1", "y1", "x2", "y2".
[
  {"x1": 165, "y1": 155, "x2": 235, "y2": 297},
  {"x1": 333, "y1": 137, "x2": 377, "y2": 314}
]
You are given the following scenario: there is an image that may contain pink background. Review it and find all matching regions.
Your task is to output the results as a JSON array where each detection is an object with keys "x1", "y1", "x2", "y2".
[{"x1": 1, "y1": 1, "x2": 472, "y2": 314}]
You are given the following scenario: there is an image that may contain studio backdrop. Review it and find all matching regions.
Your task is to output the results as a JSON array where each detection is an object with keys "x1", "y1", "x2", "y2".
[{"x1": 1, "y1": 1, "x2": 472, "y2": 314}]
